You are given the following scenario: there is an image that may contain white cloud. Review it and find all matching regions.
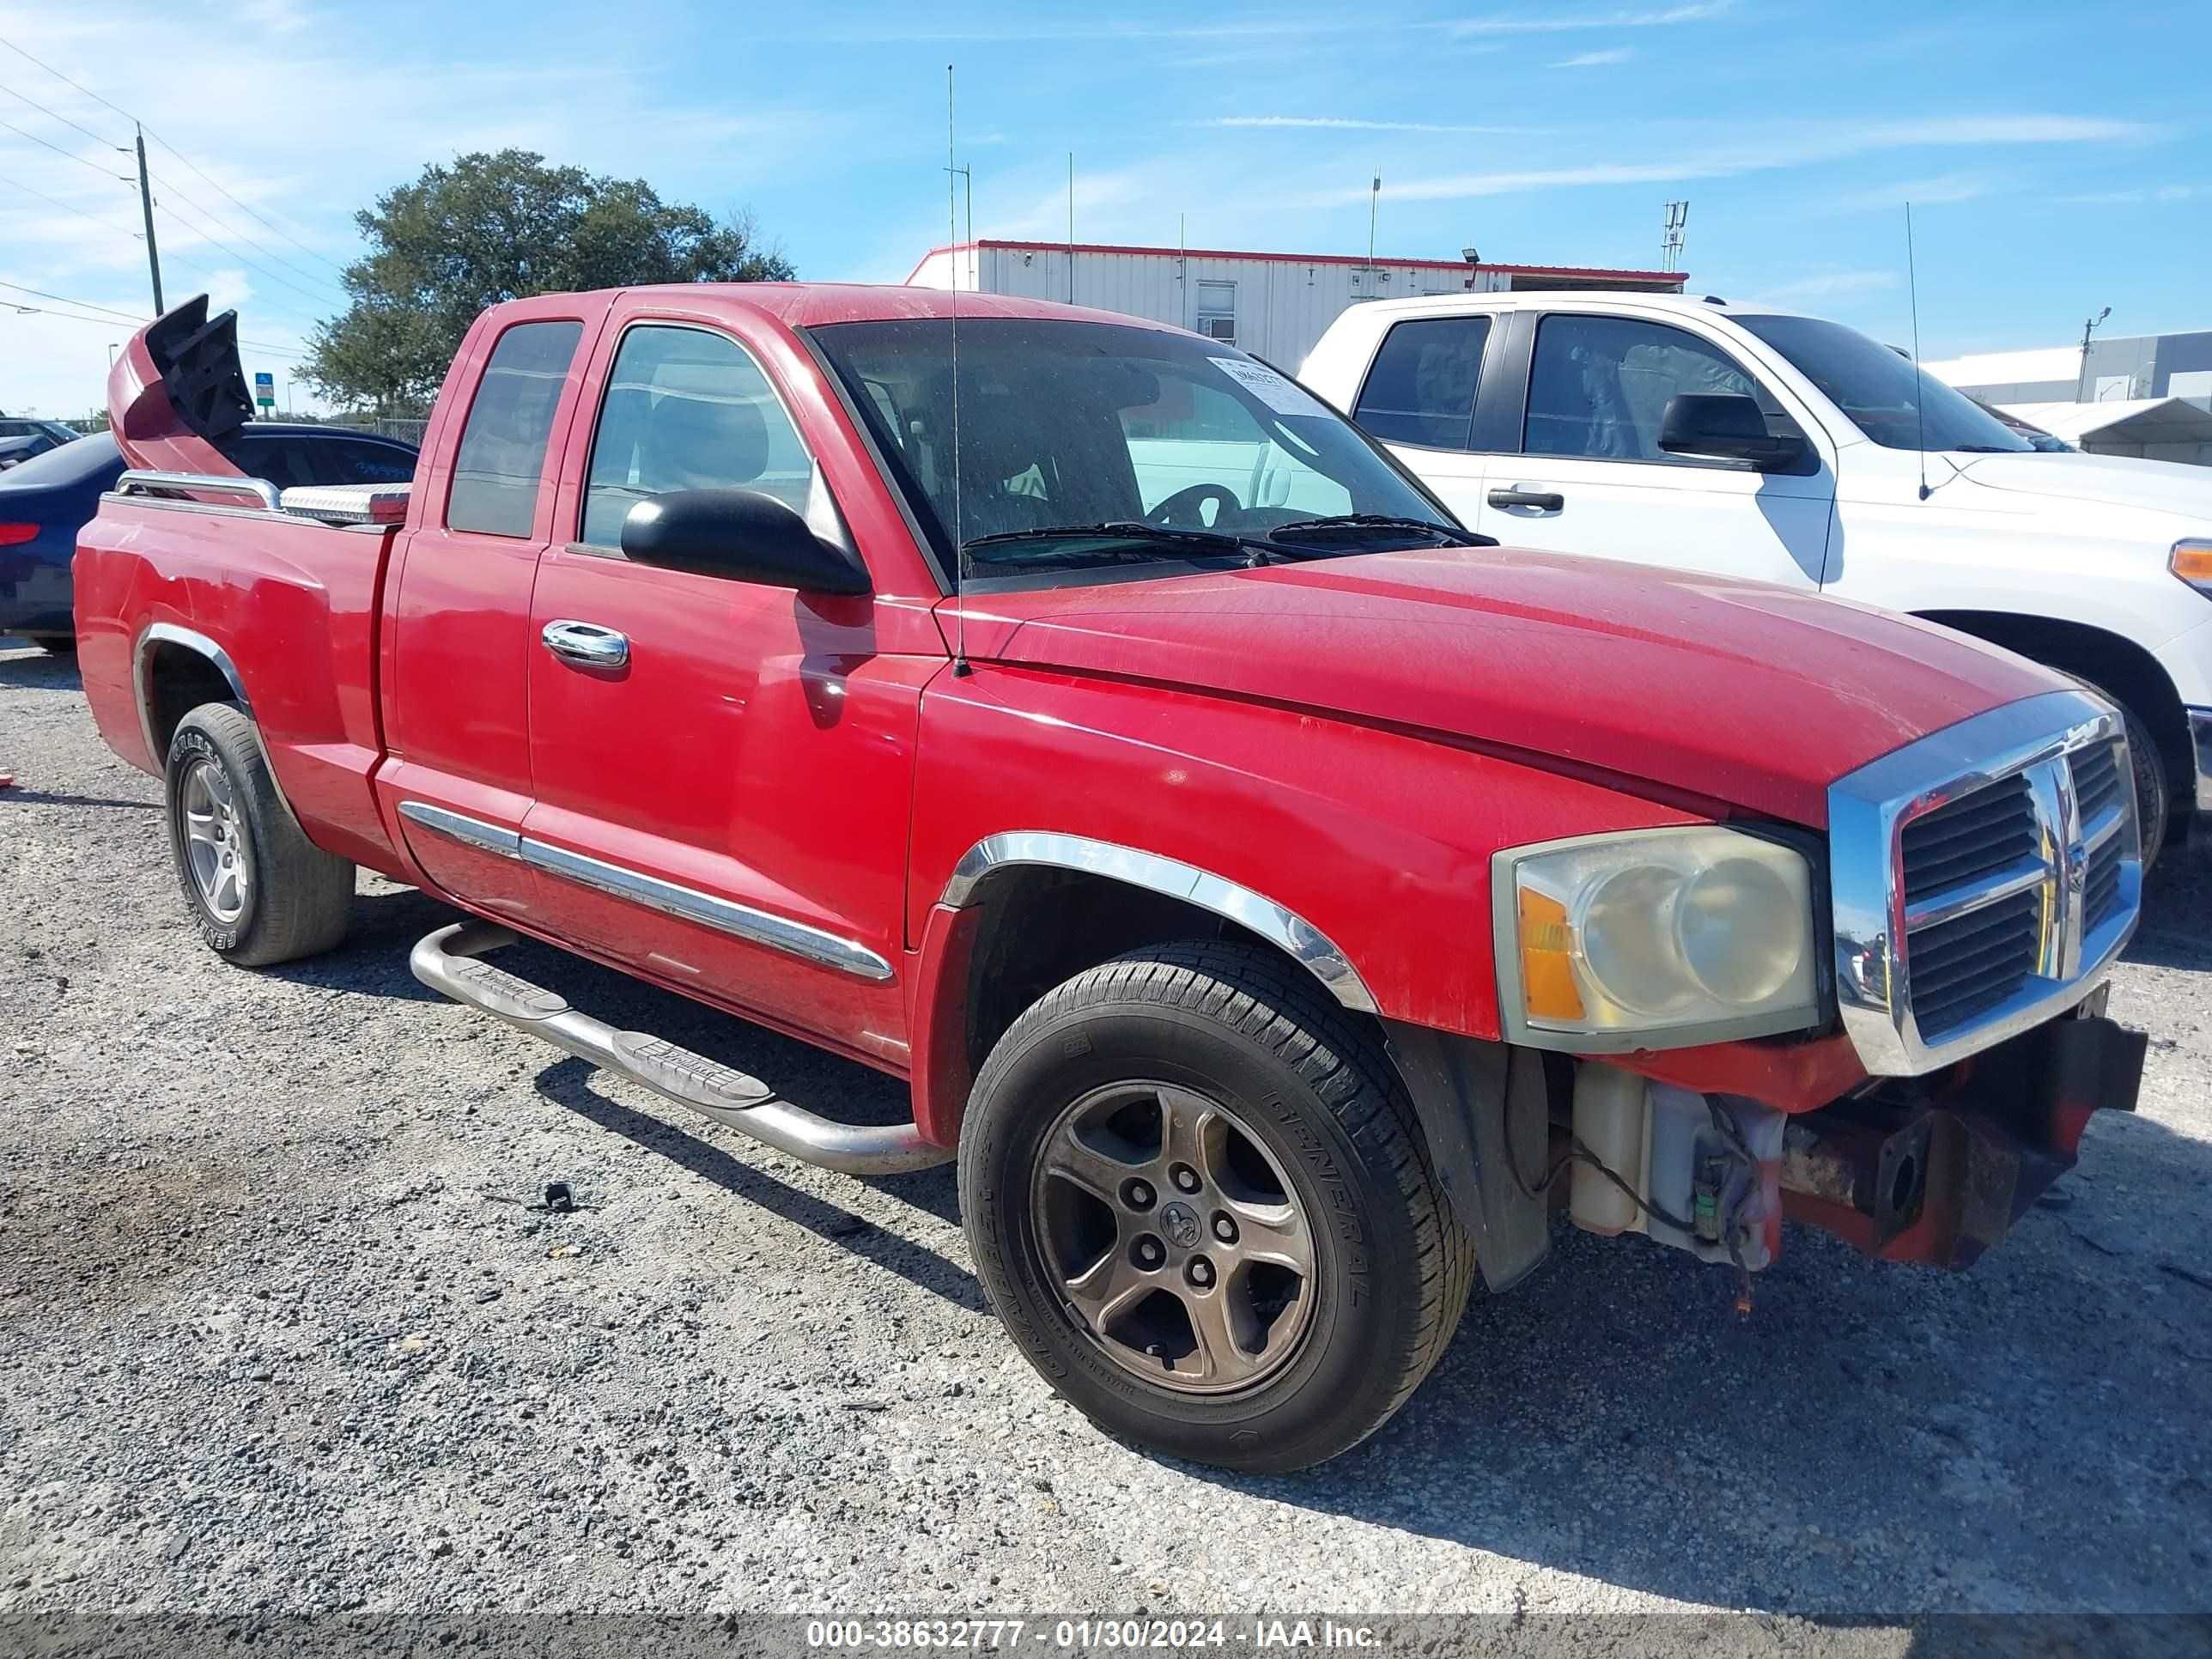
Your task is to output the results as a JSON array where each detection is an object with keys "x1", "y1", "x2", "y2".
[
  {"x1": 1301, "y1": 112, "x2": 2154, "y2": 206},
  {"x1": 1552, "y1": 48, "x2": 1636, "y2": 67},
  {"x1": 1447, "y1": 3, "x2": 1727, "y2": 34},
  {"x1": 1199, "y1": 116, "x2": 1548, "y2": 136},
  {"x1": 2058, "y1": 182, "x2": 2202, "y2": 205},
  {"x1": 1822, "y1": 171, "x2": 1995, "y2": 214},
  {"x1": 0, "y1": 0, "x2": 837, "y2": 413},
  {"x1": 1743, "y1": 270, "x2": 1899, "y2": 307}
]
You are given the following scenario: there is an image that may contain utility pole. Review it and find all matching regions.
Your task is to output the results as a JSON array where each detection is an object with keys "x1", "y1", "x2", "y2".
[
  {"x1": 132, "y1": 124, "x2": 163, "y2": 314},
  {"x1": 2076, "y1": 306, "x2": 2112, "y2": 402}
]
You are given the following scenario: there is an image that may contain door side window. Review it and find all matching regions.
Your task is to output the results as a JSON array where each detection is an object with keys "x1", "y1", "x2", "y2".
[
  {"x1": 447, "y1": 319, "x2": 585, "y2": 536},
  {"x1": 1524, "y1": 315, "x2": 1767, "y2": 463},
  {"x1": 579, "y1": 325, "x2": 815, "y2": 549},
  {"x1": 1353, "y1": 316, "x2": 1492, "y2": 450}
]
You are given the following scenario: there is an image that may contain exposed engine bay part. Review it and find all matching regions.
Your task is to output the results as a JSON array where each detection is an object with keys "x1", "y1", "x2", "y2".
[
  {"x1": 1778, "y1": 1006, "x2": 2147, "y2": 1270},
  {"x1": 1566, "y1": 1062, "x2": 1785, "y2": 1273}
]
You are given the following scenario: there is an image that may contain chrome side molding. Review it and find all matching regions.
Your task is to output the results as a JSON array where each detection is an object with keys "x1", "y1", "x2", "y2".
[
  {"x1": 397, "y1": 801, "x2": 893, "y2": 983},
  {"x1": 939, "y1": 830, "x2": 1379, "y2": 1015},
  {"x1": 410, "y1": 921, "x2": 949, "y2": 1176},
  {"x1": 398, "y1": 799, "x2": 521, "y2": 859}
]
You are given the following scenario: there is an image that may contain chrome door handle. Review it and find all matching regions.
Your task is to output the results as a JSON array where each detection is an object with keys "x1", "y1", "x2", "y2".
[{"x1": 541, "y1": 619, "x2": 629, "y2": 669}]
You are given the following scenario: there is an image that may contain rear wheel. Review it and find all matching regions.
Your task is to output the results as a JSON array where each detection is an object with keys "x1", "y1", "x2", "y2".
[
  {"x1": 959, "y1": 940, "x2": 1474, "y2": 1473},
  {"x1": 164, "y1": 702, "x2": 353, "y2": 966},
  {"x1": 27, "y1": 635, "x2": 74, "y2": 655}
]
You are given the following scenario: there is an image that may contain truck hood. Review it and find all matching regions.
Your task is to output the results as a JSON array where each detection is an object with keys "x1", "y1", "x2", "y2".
[
  {"x1": 945, "y1": 547, "x2": 2063, "y2": 827},
  {"x1": 1955, "y1": 450, "x2": 2212, "y2": 524}
]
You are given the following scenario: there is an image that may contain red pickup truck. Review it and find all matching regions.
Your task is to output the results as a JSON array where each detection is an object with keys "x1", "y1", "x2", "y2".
[{"x1": 76, "y1": 287, "x2": 2148, "y2": 1472}]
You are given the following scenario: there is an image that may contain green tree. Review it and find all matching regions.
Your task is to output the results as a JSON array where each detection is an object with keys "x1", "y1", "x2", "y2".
[{"x1": 302, "y1": 149, "x2": 793, "y2": 410}]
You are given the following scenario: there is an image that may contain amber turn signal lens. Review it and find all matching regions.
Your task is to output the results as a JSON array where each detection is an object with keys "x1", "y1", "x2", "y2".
[
  {"x1": 1517, "y1": 887, "x2": 1586, "y2": 1022},
  {"x1": 2172, "y1": 540, "x2": 2212, "y2": 593}
]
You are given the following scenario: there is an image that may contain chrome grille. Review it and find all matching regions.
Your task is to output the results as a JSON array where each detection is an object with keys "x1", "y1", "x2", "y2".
[
  {"x1": 1907, "y1": 886, "x2": 2044, "y2": 1037},
  {"x1": 2083, "y1": 828, "x2": 2125, "y2": 929},
  {"x1": 1899, "y1": 775, "x2": 2038, "y2": 903},
  {"x1": 1828, "y1": 690, "x2": 2143, "y2": 1077},
  {"x1": 2069, "y1": 740, "x2": 2124, "y2": 830},
  {"x1": 1899, "y1": 775, "x2": 2043, "y2": 1036}
]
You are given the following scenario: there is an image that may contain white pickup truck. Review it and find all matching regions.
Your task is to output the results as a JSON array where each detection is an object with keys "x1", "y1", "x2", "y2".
[{"x1": 1300, "y1": 292, "x2": 2212, "y2": 859}]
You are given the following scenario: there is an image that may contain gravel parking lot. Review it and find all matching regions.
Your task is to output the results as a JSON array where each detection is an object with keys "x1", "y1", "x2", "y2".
[{"x1": 3, "y1": 638, "x2": 2209, "y2": 1645}]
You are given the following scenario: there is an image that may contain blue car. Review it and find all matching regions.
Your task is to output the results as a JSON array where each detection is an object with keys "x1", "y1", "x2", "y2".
[{"x1": 0, "y1": 423, "x2": 417, "y2": 651}]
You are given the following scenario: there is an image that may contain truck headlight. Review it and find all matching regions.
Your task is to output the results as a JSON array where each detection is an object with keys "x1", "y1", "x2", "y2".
[
  {"x1": 1494, "y1": 827, "x2": 1820, "y2": 1052},
  {"x1": 2171, "y1": 538, "x2": 2212, "y2": 598}
]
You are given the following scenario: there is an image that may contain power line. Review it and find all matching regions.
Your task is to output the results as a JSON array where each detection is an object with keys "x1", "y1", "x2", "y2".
[
  {"x1": 0, "y1": 169, "x2": 140, "y2": 237},
  {"x1": 0, "y1": 277, "x2": 147, "y2": 325},
  {"x1": 0, "y1": 277, "x2": 307, "y2": 355},
  {"x1": 150, "y1": 189, "x2": 338, "y2": 318},
  {"x1": 149, "y1": 168, "x2": 345, "y2": 302},
  {"x1": 0, "y1": 113, "x2": 129, "y2": 183},
  {"x1": 0, "y1": 33, "x2": 349, "y2": 279},
  {"x1": 145, "y1": 138, "x2": 349, "y2": 281},
  {"x1": 0, "y1": 76, "x2": 119, "y2": 149}
]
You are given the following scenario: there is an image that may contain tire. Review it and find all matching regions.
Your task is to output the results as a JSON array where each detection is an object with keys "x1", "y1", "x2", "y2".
[
  {"x1": 959, "y1": 939, "x2": 1475, "y2": 1473},
  {"x1": 2080, "y1": 683, "x2": 2170, "y2": 870},
  {"x1": 27, "y1": 635, "x2": 75, "y2": 655},
  {"x1": 164, "y1": 702, "x2": 353, "y2": 966}
]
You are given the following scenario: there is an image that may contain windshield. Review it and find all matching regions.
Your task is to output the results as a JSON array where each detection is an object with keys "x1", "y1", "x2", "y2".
[
  {"x1": 1735, "y1": 313, "x2": 2034, "y2": 454},
  {"x1": 807, "y1": 318, "x2": 1456, "y2": 581}
]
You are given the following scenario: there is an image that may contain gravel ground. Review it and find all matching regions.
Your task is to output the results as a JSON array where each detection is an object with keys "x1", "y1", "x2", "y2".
[{"x1": 2, "y1": 638, "x2": 2209, "y2": 1647}]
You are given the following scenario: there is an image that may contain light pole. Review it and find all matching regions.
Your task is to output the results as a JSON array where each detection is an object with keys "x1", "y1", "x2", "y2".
[{"x1": 2075, "y1": 306, "x2": 2112, "y2": 403}]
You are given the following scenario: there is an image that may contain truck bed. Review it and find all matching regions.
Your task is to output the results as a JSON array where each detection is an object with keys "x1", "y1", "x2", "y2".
[{"x1": 75, "y1": 480, "x2": 409, "y2": 876}]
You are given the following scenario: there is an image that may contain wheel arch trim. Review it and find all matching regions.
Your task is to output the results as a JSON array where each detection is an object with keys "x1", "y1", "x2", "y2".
[
  {"x1": 939, "y1": 830, "x2": 1380, "y2": 1015},
  {"x1": 132, "y1": 622, "x2": 307, "y2": 830}
]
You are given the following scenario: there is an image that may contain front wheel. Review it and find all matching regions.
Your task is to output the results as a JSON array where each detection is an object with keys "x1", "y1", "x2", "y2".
[
  {"x1": 165, "y1": 702, "x2": 354, "y2": 966},
  {"x1": 959, "y1": 941, "x2": 1474, "y2": 1473},
  {"x1": 2080, "y1": 683, "x2": 2170, "y2": 869}
]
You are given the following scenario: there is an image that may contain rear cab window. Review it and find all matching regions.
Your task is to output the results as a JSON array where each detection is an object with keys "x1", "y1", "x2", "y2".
[
  {"x1": 447, "y1": 320, "x2": 586, "y2": 535},
  {"x1": 1354, "y1": 316, "x2": 1492, "y2": 450}
]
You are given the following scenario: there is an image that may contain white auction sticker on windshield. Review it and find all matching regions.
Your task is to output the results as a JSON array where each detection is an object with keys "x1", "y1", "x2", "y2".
[{"x1": 1211, "y1": 356, "x2": 1325, "y2": 416}]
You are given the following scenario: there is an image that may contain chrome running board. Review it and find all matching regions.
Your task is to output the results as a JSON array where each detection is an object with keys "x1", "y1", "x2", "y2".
[{"x1": 409, "y1": 920, "x2": 951, "y2": 1176}]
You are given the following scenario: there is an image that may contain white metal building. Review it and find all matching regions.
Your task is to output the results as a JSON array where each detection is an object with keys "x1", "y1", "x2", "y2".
[
  {"x1": 904, "y1": 240, "x2": 1687, "y2": 368},
  {"x1": 2001, "y1": 398, "x2": 2212, "y2": 467}
]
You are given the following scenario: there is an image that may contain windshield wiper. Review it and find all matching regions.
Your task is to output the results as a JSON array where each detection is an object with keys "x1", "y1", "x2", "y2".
[
  {"x1": 1264, "y1": 514, "x2": 1492, "y2": 550},
  {"x1": 961, "y1": 521, "x2": 1277, "y2": 566}
]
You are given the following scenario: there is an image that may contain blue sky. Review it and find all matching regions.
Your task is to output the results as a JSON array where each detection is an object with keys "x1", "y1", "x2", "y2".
[{"x1": 0, "y1": 0, "x2": 2203, "y2": 416}]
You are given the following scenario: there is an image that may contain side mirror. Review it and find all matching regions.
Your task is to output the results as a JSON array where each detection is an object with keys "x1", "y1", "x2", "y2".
[
  {"x1": 1657, "y1": 393, "x2": 1808, "y2": 471},
  {"x1": 620, "y1": 489, "x2": 871, "y2": 596}
]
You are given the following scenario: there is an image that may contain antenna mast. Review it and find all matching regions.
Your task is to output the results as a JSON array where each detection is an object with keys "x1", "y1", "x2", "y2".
[
  {"x1": 948, "y1": 64, "x2": 969, "y2": 675},
  {"x1": 1905, "y1": 202, "x2": 1929, "y2": 501},
  {"x1": 1661, "y1": 199, "x2": 1687, "y2": 272}
]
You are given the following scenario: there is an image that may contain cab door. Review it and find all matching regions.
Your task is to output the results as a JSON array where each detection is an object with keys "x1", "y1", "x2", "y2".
[
  {"x1": 1473, "y1": 309, "x2": 1835, "y2": 588},
  {"x1": 1346, "y1": 311, "x2": 1498, "y2": 526},
  {"x1": 517, "y1": 310, "x2": 936, "y2": 1066},
  {"x1": 381, "y1": 303, "x2": 605, "y2": 920}
]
